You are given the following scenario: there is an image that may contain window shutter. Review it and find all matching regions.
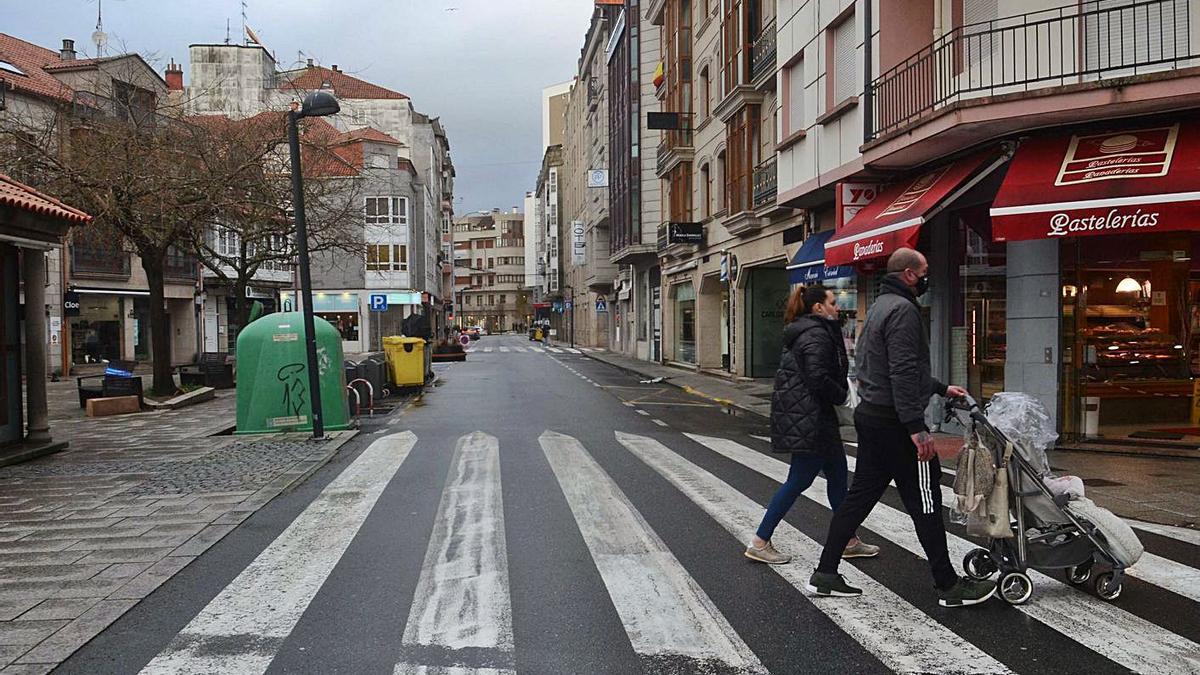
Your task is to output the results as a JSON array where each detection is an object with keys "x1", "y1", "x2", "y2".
[
  {"x1": 786, "y1": 58, "x2": 805, "y2": 132},
  {"x1": 1084, "y1": 0, "x2": 1188, "y2": 71},
  {"x1": 964, "y1": 0, "x2": 999, "y2": 66},
  {"x1": 832, "y1": 18, "x2": 856, "y2": 104}
]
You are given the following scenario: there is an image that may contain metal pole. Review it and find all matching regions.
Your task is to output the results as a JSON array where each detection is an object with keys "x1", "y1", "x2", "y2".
[
  {"x1": 570, "y1": 286, "x2": 575, "y2": 349},
  {"x1": 287, "y1": 110, "x2": 324, "y2": 440}
]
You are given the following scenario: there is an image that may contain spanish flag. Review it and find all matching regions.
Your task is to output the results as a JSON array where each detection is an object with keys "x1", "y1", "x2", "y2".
[{"x1": 653, "y1": 61, "x2": 665, "y2": 88}]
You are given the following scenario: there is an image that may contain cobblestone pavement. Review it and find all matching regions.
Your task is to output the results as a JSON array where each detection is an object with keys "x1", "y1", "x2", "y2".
[{"x1": 0, "y1": 381, "x2": 358, "y2": 672}]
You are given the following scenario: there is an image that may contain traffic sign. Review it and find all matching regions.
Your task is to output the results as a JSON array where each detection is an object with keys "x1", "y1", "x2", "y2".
[
  {"x1": 368, "y1": 294, "x2": 388, "y2": 311},
  {"x1": 596, "y1": 297, "x2": 608, "y2": 313}
]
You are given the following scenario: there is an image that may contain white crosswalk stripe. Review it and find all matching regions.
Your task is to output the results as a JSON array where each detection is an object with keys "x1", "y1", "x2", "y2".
[
  {"x1": 397, "y1": 432, "x2": 513, "y2": 674},
  {"x1": 689, "y1": 433, "x2": 1200, "y2": 674},
  {"x1": 140, "y1": 432, "x2": 417, "y2": 675},
  {"x1": 499, "y1": 347, "x2": 510, "y2": 353},
  {"x1": 1130, "y1": 519, "x2": 1200, "y2": 547},
  {"x1": 546, "y1": 347, "x2": 563, "y2": 353},
  {"x1": 528, "y1": 346, "x2": 545, "y2": 353},
  {"x1": 483, "y1": 347, "x2": 494, "y2": 353},
  {"x1": 541, "y1": 432, "x2": 767, "y2": 673},
  {"x1": 564, "y1": 348, "x2": 582, "y2": 354},
  {"x1": 134, "y1": 426, "x2": 1200, "y2": 675},
  {"x1": 620, "y1": 432, "x2": 1010, "y2": 675}
]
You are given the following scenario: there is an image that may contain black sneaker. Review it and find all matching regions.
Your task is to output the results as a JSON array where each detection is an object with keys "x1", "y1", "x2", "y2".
[
  {"x1": 806, "y1": 571, "x2": 862, "y2": 597},
  {"x1": 937, "y1": 577, "x2": 997, "y2": 607}
]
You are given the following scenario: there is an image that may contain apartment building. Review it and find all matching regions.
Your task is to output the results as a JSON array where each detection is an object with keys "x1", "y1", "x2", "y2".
[
  {"x1": 183, "y1": 43, "x2": 454, "y2": 345},
  {"x1": 776, "y1": 0, "x2": 1200, "y2": 448},
  {"x1": 608, "y1": 2, "x2": 665, "y2": 360},
  {"x1": 452, "y1": 211, "x2": 528, "y2": 333},
  {"x1": 562, "y1": 7, "x2": 620, "y2": 349},
  {"x1": 534, "y1": 146, "x2": 566, "y2": 337},
  {"x1": 645, "y1": 0, "x2": 799, "y2": 377},
  {"x1": 0, "y1": 34, "x2": 201, "y2": 375}
]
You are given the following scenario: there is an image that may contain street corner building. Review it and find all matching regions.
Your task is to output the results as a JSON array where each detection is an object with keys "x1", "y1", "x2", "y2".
[{"x1": 0, "y1": 173, "x2": 90, "y2": 462}]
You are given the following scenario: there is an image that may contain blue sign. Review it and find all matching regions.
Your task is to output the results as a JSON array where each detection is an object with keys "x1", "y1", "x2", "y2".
[
  {"x1": 369, "y1": 294, "x2": 389, "y2": 311},
  {"x1": 596, "y1": 298, "x2": 608, "y2": 313},
  {"x1": 565, "y1": 301, "x2": 574, "y2": 310},
  {"x1": 552, "y1": 300, "x2": 563, "y2": 314}
]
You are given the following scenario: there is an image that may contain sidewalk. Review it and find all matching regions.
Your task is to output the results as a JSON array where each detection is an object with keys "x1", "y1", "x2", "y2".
[
  {"x1": 0, "y1": 381, "x2": 357, "y2": 672},
  {"x1": 583, "y1": 349, "x2": 1199, "y2": 529}
]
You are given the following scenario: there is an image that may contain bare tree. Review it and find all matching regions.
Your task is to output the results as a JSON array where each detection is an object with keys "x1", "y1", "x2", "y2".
[{"x1": 187, "y1": 112, "x2": 365, "y2": 335}]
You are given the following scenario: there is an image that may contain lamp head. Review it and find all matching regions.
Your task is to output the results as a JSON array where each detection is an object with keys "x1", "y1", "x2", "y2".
[{"x1": 300, "y1": 91, "x2": 340, "y2": 118}]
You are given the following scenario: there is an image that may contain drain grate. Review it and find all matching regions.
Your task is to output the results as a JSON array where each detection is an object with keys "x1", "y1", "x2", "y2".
[{"x1": 1081, "y1": 478, "x2": 1125, "y2": 488}]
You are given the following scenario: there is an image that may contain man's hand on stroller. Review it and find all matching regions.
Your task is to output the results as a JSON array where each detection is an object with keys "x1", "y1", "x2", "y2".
[
  {"x1": 911, "y1": 431, "x2": 936, "y2": 461},
  {"x1": 945, "y1": 385, "x2": 969, "y2": 399}
]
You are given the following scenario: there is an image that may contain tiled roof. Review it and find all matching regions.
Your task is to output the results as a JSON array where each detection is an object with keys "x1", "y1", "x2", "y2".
[
  {"x1": 281, "y1": 66, "x2": 408, "y2": 100},
  {"x1": 41, "y1": 56, "x2": 120, "y2": 72},
  {"x1": 0, "y1": 33, "x2": 78, "y2": 103},
  {"x1": 337, "y1": 127, "x2": 402, "y2": 146},
  {"x1": 0, "y1": 173, "x2": 92, "y2": 224}
]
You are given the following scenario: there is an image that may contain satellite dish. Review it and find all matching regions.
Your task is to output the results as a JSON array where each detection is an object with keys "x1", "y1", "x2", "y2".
[{"x1": 92, "y1": 30, "x2": 108, "y2": 54}]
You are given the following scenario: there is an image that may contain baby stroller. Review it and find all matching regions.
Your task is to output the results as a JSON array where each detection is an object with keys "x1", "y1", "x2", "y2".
[{"x1": 945, "y1": 393, "x2": 1142, "y2": 605}]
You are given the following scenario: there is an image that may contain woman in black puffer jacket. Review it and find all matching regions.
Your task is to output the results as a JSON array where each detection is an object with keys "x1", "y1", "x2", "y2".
[{"x1": 745, "y1": 285, "x2": 879, "y2": 565}]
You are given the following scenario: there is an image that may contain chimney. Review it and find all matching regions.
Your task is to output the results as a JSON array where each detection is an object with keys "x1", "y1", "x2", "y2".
[
  {"x1": 164, "y1": 59, "x2": 183, "y2": 91},
  {"x1": 306, "y1": 58, "x2": 314, "y2": 68},
  {"x1": 331, "y1": 64, "x2": 339, "y2": 72},
  {"x1": 60, "y1": 39, "x2": 76, "y2": 61}
]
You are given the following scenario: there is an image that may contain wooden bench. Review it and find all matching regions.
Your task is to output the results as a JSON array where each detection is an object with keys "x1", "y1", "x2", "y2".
[{"x1": 177, "y1": 352, "x2": 235, "y2": 389}]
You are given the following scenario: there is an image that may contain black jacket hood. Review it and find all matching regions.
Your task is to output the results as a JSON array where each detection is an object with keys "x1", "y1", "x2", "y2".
[{"x1": 783, "y1": 314, "x2": 834, "y2": 349}]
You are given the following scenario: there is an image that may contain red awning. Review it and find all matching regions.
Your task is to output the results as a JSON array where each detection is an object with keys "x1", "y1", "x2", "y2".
[
  {"x1": 825, "y1": 151, "x2": 1004, "y2": 266},
  {"x1": 991, "y1": 121, "x2": 1200, "y2": 242}
]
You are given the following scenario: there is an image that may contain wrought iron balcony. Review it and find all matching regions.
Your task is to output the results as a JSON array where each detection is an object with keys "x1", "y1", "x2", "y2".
[
  {"x1": 751, "y1": 20, "x2": 777, "y2": 83},
  {"x1": 868, "y1": 0, "x2": 1198, "y2": 141},
  {"x1": 656, "y1": 113, "x2": 695, "y2": 177},
  {"x1": 752, "y1": 155, "x2": 778, "y2": 209}
]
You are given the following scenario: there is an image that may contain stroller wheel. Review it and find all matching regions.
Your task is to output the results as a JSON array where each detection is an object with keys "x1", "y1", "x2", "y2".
[
  {"x1": 963, "y1": 549, "x2": 996, "y2": 580},
  {"x1": 999, "y1": 571, "x2": 1033, "y2": 605},
  {"x1": 1065, "y1": 563, "x2": 1092, "y2": 585},
  {"x1": 1095, "y1": 572, "x2": 1122, "y2": 601}
]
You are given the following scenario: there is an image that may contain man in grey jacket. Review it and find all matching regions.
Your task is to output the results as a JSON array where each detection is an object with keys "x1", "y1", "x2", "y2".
[{"x1": 807, "y1": 248, "x2": 997, "y2": 607}]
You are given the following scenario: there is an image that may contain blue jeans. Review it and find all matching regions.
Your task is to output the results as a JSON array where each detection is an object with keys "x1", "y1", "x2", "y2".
[{"x1": 756, "y1": 451, "x2": 849, "y2": 541}]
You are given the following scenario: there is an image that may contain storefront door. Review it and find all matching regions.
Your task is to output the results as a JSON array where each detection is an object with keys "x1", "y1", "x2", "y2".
[
  {"x1": 0, "y1": 246, "x2": 21, "y2": 445},
  {"x1": 674, "y1": 282, "x2": 696, "y2": 364},
  {"x1": 746, "y1": 266, "x2": 789, "y2": 378}
]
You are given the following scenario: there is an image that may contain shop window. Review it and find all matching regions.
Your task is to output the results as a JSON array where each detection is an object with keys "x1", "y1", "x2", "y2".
[
  {"x1": 674, "y1": 282, "x2": 697, "y2": 364},
  {"x1": 949, "y1": 212, "x2": 1006, "y2": 405},
  {"x1": 317, "y1": 312, "x2": 359, "y2": 342},
  {"x1": 1060, "y1": 233, "x2": 1197, "y2": 442}
]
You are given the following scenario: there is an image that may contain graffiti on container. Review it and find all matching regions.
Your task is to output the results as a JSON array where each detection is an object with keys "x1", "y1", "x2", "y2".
[{"x1": 277, "y1": 363, "x2": 307, "y2": 417}]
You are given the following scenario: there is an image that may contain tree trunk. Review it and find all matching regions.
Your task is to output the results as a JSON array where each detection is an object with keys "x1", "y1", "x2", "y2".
[
  {"x1": 141, "y1": 252, "x2": 176, "y2": 397},
  {"x1": 231, "y1": 277, "x2": 251, "y2": 342}
]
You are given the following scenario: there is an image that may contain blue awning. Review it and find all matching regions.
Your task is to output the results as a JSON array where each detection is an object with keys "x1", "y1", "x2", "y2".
[{"x1": 787, "y1": 230, "x2": 854, "y2": 285}]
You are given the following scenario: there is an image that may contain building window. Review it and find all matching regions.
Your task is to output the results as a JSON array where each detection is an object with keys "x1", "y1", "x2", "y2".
[
  {"x1": 669, "y1": 163, "x2": 693, "y2": 222},
  {"x1": 365, "y1": 197, "x2": 409, "y2": 225},
  {"x1": 722, "y1": 0, "x2": 746, "y2": 94},
  {"x1": 366, "y1": 244, "x2": 408, "y2": 271},
  {"x1": 700, "y1": 66, "x2": 711, "y2": 119},
  {"x1": 783, "y1": 54, "x2": 804, "y2": 136},
  {"x1": 700, "y1": 163, "x2": 711, "y2": 219},
  {"x1": 725, "y1": 106, "x2": 758, "y2": 214},
  {"x1": 499, "y1": 294, "x2": 506, "y2": 305},
  {"x1": 716, "y1": 150, "x2": 726, "y2": 212},
  {"x1": 827, "y1": 10, "x2": 856, "y2": 109},
  {"x1": 488, "y1": 294, "x2": 495, "y2": 306},
  {"x1": 488, "y1": 258, "x2": 495, "y2": 268}
]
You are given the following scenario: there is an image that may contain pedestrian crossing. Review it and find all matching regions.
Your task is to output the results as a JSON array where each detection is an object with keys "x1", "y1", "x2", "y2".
[
  {"x1": 469, "y1": 345, "x2": 599, "y2": 355},
  {"x1": 135, "y1": 430, "x2": 1200, "y2": 674}
]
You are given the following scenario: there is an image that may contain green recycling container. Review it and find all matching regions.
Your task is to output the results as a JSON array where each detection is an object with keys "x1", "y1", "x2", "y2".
[
  {"x1": 235, "y1": 312, "x2": 352, "y2": 434},
  {"x1": 382, "y1": 336, "x2": 427, "y2": 387}
]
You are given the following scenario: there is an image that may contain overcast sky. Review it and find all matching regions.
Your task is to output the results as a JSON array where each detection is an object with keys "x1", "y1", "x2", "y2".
[{"x1": 6, "y1": 0, "x2": 594, "y2": 214}]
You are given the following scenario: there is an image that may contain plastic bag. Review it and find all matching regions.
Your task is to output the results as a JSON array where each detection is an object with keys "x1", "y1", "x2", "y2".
[{"x1": 984, "y1": 393, "x2": 1057, "y2": 476}]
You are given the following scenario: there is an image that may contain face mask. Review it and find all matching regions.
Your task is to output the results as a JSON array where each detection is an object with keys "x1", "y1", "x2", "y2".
[{"x1": 914, "y1": 274, "x2": 930, "y2": 297}]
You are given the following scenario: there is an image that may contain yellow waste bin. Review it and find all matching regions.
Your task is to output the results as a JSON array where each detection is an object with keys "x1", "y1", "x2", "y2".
[{"x1": 383, "y1": 336, "x2": 427, "y2": 387}]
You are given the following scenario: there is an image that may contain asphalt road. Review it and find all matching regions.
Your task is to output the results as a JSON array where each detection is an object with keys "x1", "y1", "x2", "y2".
[{"x1": 58, "y1": 335, "x2": 1200, "y2": 674}]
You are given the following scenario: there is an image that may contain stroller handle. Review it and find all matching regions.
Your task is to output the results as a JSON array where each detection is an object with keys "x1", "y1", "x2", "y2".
[{"x1": 945, "y1": 392, "x2": 979, "y2": 412}]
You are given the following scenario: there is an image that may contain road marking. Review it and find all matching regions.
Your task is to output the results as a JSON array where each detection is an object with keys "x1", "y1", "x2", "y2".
[
  {"x1": 499, "y1": 347, "x2": 510, "y2": 353},
  {"x1": 140, "y1": 432, "x2": 417, "y2": 675},
  {"x1": 750, "y1": 435, "x2": 770, "y2": 443},
  {"x1": 513, "y1": 347, "x2": 526, "y2": 353},
  {"x1": 397, "y1": 432, "x2": 513, "y2": 674},
  {"x1": 618, "y1": 432, "x2": 1008, "y2": 675},
  {"x1": 635, "y1": 410, "x2": 649, "y2": 416},
  {"x1": 1129, "y1": 519, "x2": 1200, "y2": 547},
  {"x1": 565, "y1": 348, "x2": 582, "y2": 354},
  {"x1": 547, "y1": 347, "x2": 563, "y2": 354},
  {"x1": 652, "y1": 419, "x2": 668, "y2": 427},
  {"x1": 689, "y1": 434, "x2": 1200, "y2": 674},
  {"x1": 483, "y1": 348, "x2": 494, "y2": 353},
  {"x1": 622, "y1": 402, "x2": 635, "y2": 407},
  {"x1": 839, "y1": 456, "x2": 1200, "y2": 605},
  {"x1": 529, "y1": 346, "x2": 545, "y2": 353},
  {"x1": 540, "y1": 432, "x2": 766, "y2": 674}
]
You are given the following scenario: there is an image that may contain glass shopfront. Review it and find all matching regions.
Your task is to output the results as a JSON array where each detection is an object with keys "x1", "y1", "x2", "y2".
[
  {"x1": 1060, "y1": 233, "x2": 1199, "y2": 441},
  {"x1": 69, "y1": 294, "x2": 124, "y2": 364},
  {"x1": 673, "y1": 282, "x2": 696, "y2": 364},
  {"x1": 746, "y1": 266, "x2": 790, "y2": 378},
  {"x1": 949, "y1": 207, "x2": 1007, "y2": 404}
]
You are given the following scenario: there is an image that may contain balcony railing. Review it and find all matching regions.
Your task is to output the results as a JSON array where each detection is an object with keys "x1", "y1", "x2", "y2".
[
  {"x1": 656, "y1": 113, "x2": 695, "y2": 175},
  {"x1": 71, "y1": 245, "x2": 130, "y2": 278},
  {"x1": 751, "y1": 20, "x2": 777, "y2": 82},
  {"x1": 752, "y1": 155, "x2": 778, "y2": 209},
  {"x1": 868, "y1": 0, "x2": 1198, "y2": 141}
]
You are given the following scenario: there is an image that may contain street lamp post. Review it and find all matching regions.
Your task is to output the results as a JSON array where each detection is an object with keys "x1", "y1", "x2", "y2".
[{"x1": 287, "y1": 91, "x2": 340, "y2": 440}]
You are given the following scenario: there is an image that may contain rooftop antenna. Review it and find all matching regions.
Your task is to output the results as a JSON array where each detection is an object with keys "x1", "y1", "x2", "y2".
[
  {"x1": 91, "y1": 0, "x2": 108, "y2": 56},
  {"x1": 225, "y1": 18, "x2": 231, "y2": 45},
  {"x1": 241, "y1": 0, "x2": 248, "y2": 46}
]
